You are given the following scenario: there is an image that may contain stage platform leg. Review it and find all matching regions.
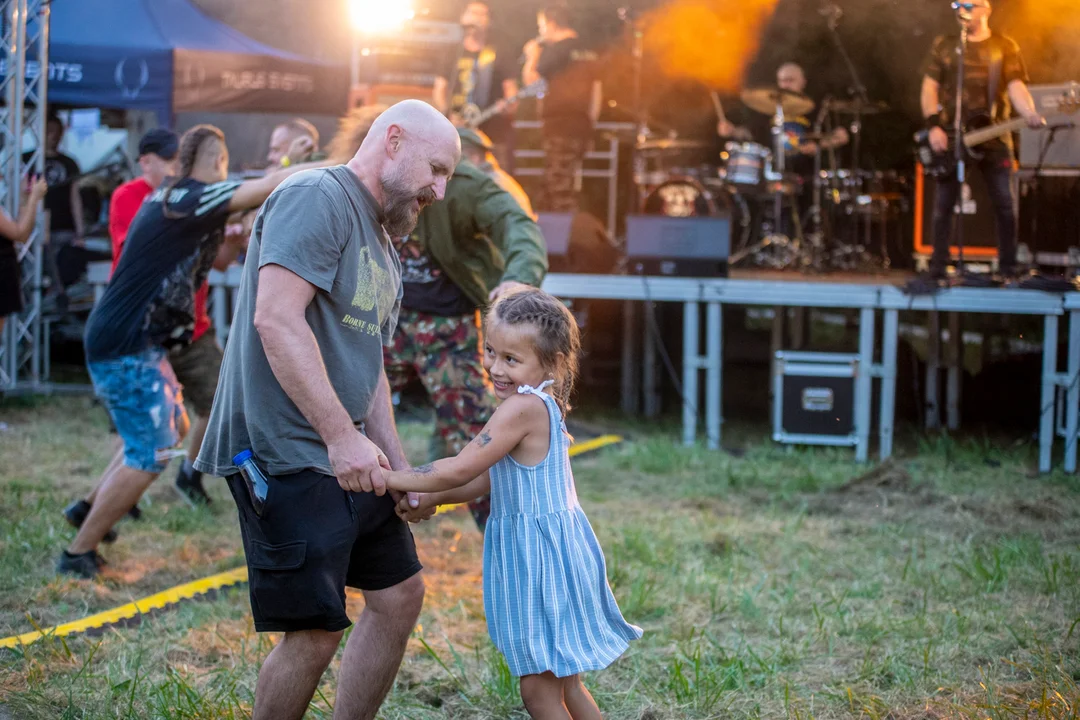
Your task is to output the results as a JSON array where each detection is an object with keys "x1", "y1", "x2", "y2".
[
  {"x1": 682, "y1": 301, "x2": 699, "y2": 447},
  {"x1": 880, "y1": 309, "x2": 899, "y2": 460},
  {"x1": 856, "y1": 308, "x2": 875, "y2": 463},
  {"x1": 1066, "y1": 309, "x2": 1080, "y2": 473},
  {"x1": 706, "y1": 302, "x2": 721, "y2": 450},
  {"x1": 1040, "y1": 315, "x2": 1059, "y2": 473}
]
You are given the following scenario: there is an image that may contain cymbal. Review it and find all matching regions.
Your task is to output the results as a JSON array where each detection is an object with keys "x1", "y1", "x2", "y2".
[
  {"x1": 741, "y1": 86, "x2": 814, "y2": 117},
  {"x1": 828, "y1": 98, "x2": 890, "y2": 115},
  {"x1": 635, "y1": 138, "x2": 711, "y2": 153}
]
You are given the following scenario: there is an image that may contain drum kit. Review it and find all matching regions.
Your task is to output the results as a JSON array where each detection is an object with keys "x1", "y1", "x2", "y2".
[{"x1": 632, "y1": 85, "x2": 908, "y2": 272}]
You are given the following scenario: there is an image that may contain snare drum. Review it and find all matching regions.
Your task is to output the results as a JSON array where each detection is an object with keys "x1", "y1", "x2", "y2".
[{"x1": 721, "y1": 142, "x2": 771, "y2": 187}]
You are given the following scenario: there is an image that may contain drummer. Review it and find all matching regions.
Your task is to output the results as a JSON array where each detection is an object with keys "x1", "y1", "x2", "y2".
[{"x1": 718, "y1": 62, "x2": 849, "y2": 167}]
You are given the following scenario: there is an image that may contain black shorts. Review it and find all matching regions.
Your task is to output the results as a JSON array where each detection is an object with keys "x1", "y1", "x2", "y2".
[
  {"x1": 226, "y1": 469, "x2": 422, "y2": 633},
  {"x1": 0, "y1": 252, "x2": 23, "y2": 317}
]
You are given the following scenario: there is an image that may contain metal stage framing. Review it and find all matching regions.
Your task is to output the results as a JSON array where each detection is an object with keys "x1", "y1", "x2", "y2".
[
  {"x1": 83, "y1": 262, "x2": 1080, "y2": 472},
  {"x1": 0, "y1": 0, "x2": 49, "y2": 394}
]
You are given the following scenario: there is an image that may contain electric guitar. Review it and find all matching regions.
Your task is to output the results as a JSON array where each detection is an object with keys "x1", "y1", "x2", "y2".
[
  {"x1": 454, "y1": 80, "x2": 547, "y2": 130},
  {"x1": 915, "y1": 97, "x2": 1079, "y2": 176}
]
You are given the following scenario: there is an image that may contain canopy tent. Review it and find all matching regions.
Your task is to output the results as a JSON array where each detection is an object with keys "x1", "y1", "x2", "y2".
[{"x1": 42, "y1": 0, "x2": 349, "y2": 121}]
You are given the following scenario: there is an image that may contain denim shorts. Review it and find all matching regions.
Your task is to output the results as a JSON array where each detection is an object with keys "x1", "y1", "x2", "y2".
[{"x1": 88, "y1": 348, "x2": 190, "y2": 473}]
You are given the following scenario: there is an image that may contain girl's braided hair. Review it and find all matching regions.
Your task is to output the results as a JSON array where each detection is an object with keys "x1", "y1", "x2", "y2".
[
  {"x1": 488, "y1": 287, "x2": 581, "y2": 417},
  {"x1": 161, "y1": 124, "x2": 225, "y2": 219}
]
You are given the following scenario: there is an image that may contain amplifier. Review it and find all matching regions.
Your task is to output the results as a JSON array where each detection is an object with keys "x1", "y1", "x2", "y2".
[
  {"x1": 772, "y1": 352, "x2": 858, "y2": 446},
  {"x1": 353, "y1": 20, "x2": 463, "y2": 88},
  {"x1": 625, "y1": 214, "x2": 730, "y2": 277},
  {"x1": 536, "y1": 212, "x2": 619, "y2": 274},
  {"x1": 1019, "y1": 82, "x2": 1080, "y2": 168},
  {"x1": 913, "y1": 162, "x2": 998, "y2": 261}
]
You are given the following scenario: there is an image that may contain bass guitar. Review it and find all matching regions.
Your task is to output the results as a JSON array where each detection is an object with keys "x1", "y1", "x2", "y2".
[{"x1": 915, "y1": 97, "x2": 1078, "y2": 176}]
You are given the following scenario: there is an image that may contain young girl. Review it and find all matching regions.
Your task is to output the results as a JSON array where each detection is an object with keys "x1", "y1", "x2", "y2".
[{"x1": 386, "y1": 287, "x2": 642, "y2": 720}]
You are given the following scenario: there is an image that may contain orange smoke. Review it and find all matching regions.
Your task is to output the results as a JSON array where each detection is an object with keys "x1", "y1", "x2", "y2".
[
  {"x1": 1005, "y1": 0, "x2": 1080, "y2": 81},
  {"x1": 644, "y1": 0, "x2": 780, "y2": 93}
]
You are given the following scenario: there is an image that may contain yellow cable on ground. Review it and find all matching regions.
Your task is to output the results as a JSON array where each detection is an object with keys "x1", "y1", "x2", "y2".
[
  {"x1": 1, "y1": 434, "x2": 623, "y2": 650},
  {"x1": 0, "y1": 567, "x2": 248, "y2": 650}
]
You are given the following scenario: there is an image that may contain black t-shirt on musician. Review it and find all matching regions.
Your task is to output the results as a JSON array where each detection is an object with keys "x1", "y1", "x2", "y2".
[
  {"x1": 924, "y1": 33, "x2": 1029, "y2": 152},
  {"x1": 447, "y1": 47, "x2": 515, "y2": 142},
  {"x1": 536, "y1": 37, "x2": 600, "y2": 140},
  {"x1": 84, "y1": 177, "x2": 240, "y2": 362},
  {"x1": 24, "y1": 152, "x2": 80, "y2": 232},
  {"x1": 394, "y1": 235, "x2": 474, "y2": 317}
]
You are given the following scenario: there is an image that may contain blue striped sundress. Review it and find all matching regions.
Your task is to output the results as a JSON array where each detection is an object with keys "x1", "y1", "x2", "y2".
[{"x1": 483, "y1": 382, "x2": 642, "y2": 678}]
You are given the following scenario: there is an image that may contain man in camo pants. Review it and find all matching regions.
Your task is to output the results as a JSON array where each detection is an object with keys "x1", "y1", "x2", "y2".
[{"x1": 384, "y1": 130, "x2": 547, "y2": 531}]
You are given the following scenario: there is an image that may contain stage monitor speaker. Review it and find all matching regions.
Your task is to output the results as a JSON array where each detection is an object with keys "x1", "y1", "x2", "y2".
[
  {"x1": 913, "y1": 163, "x2": 998, "y2": 260},
  {"x1": 536, "y1": 212, "x2": 619, "y2": 274},
  {"x1": 624, "y1": 213, "x2": 730, "y2": 277},
  {"x1": 353, "y1": 20, "x2": 462, "y2": 88},
  {"x1": 1019, "y1": 82, "x2": 1080, "y2": 168}
]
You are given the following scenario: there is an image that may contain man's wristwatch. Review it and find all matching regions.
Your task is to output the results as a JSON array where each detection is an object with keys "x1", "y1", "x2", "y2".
[{"x1": 925, "y1": 113, "x2": 944, "y2": 130}]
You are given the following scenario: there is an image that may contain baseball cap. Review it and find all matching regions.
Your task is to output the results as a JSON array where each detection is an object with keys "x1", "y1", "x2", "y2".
[
  {"x1": 457, "y1": 127, "x2": 494, "y2": 152},
  {"x1": 138, "y1": 128, "x2": 179, "y2": 160}
]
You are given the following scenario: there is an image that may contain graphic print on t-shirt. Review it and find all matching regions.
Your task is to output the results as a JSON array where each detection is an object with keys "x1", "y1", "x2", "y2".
[{"x1": 350, "y1": 245, "x2": 396, "y2": 325}]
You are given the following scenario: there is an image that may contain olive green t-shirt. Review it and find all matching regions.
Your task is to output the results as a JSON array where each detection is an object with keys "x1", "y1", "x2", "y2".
[{"x1": 195, "y1": 165, "x2": 402, "y2": 478}]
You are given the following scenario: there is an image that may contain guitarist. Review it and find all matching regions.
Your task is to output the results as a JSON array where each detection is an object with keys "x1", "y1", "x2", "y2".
[
  {"x1": 433, "y1": 1, "x2": 519, "y2": 171},
  {"x1": 921, "y1": 0, "x2": 1043, "y2": 279}
]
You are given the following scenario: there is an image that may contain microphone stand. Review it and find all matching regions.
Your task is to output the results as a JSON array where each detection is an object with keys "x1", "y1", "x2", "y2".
[
  {"x1": 951, "y1": 12, "x2": 970, "y2": 282},
  {"x1": 620, "y1": 8, "x2": 650, "y2": 214},
  {"x1": 823, "y1": 7, "x2": 869, "y2": 174}
]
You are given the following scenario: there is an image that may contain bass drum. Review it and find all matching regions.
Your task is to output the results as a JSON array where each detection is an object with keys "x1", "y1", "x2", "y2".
[
  {"x1": 642, "y1": 176, "x2": 752, "y2": 252},
  {"x1": 641, "y1": 176, "x2": 716, "y2": 217}
]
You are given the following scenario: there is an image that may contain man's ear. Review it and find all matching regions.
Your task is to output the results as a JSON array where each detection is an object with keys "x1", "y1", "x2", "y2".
[{"x1": 385, "y1": 124, "x2": 404, "y2": 156}]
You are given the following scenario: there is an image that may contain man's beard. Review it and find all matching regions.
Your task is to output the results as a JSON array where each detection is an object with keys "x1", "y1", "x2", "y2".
[{"x1": 381, "y1": 171, "x2": 437, "y2": 237}]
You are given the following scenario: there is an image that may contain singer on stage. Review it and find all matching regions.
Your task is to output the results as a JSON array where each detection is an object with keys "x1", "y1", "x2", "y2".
[
  {"x1": 522, "y1": 5, "x2": 602, "y2": 213},
  {"x1": 921, "y1": 0, "x2": 1042, "y2": 280}
]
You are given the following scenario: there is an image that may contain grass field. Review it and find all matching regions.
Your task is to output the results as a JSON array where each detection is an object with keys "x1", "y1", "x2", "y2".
[{"x1": 1, "y1": 394, "x2": 1079, "y2": 719}]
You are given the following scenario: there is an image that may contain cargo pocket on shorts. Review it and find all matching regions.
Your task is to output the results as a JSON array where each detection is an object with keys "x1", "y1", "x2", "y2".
[{"x1": 248, "y1": 539, "x2": 309, "y2": 622}]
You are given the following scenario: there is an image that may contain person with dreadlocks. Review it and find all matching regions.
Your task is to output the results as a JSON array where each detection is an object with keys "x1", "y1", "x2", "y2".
[{"x1": 57, "y1": 124, "x2": 326, "y2": 579}]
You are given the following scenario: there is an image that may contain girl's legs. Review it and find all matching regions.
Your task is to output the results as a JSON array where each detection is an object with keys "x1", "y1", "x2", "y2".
[
  {"x1": 520, "y1": 672, "x2": 571, "y2": 720},
  {"x1": 563, "y1": 675, "x2": 602, "y2": 720}
]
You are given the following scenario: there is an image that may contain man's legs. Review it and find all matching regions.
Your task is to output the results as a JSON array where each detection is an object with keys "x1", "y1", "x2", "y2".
[
  {"x1": 170, "y1": 334, "x2": 225, "y2": 505},
  {"x1": 929, "y1": 174, "x2": 961, "y2": 277},
  {"x1": 540, "y1": 135, "x2": 587, "y2": 213},
  {"x1": 68, "y1": 465, "x2": 158, "y2": 554},
  {"x1": 416, "y1": 312, "x2": 498, "y2": 530},
  {"x1": 981, "y1": 152, "x2": 1019, "y2": 276},
  {"x1": 333, "y1": 574, "x2": 426, "y2": 719},
  {"x1": 61, "y1": 350, "x2": 189, "y2": 576},
  {"x1": 252, "y1": 629, "x2": 344, "y2": 720}
]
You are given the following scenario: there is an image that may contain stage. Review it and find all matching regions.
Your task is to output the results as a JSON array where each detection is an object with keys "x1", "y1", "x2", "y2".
[{"x1": 84, "y1": 262, "x2": 1080, "y2": 473}]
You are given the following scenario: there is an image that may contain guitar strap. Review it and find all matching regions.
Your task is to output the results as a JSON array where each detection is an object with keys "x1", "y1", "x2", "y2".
[
  {"x1": 474, "y1": 47, "x2": 497, "y2": 107},
  {"x1": 987, "y1": 41, "x2": 1004, "y2": 121}
]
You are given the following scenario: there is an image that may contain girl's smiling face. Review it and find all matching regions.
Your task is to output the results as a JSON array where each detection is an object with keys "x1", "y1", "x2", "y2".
[{"x1": 483, "y1": 319, "x2": 551, "y2": 400}]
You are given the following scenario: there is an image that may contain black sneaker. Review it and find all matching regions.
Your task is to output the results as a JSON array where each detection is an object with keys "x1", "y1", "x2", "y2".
[
  {"x1": 56, "y1": 549, "x2": 105, "y2": 579},
  {"x1": 175, "y1": 467, "x2": 212, "y2": 507},
  {"x1": 62, "y1": 500, "x2": 118, "y2": 544}
]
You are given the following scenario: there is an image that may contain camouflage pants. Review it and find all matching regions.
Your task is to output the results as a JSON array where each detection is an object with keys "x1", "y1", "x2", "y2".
[
  {"x1": 540, "y1": 135, "x2": 589, "y2": 213},
  {"x1": 383, "y1": 309, "x2": 497, "y2": 531}
]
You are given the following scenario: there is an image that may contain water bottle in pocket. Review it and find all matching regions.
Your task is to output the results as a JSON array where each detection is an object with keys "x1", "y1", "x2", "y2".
[{"x1": 234, "y1": 449, "x2": 269, "y2": 517}]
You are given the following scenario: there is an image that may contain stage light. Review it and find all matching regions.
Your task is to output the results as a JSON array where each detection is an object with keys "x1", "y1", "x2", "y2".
[{"x1": 347, "y1": 0, "x2": 414, "y2": 34}]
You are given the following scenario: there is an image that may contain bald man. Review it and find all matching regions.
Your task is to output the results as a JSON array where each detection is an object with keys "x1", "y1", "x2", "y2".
[{"x1": 195, "y1": 100, "x2": 461, "y2": 720}]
